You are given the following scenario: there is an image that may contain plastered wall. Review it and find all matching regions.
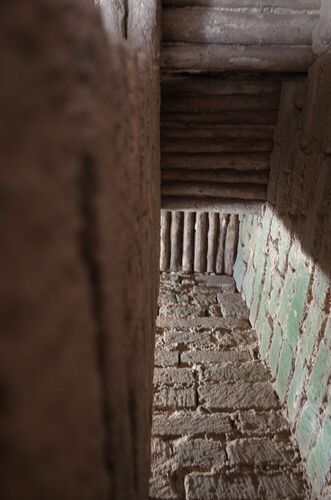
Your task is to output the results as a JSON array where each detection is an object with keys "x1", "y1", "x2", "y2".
[{"x1": 234, "y1": 53, "x2": 331, "y2": 498}]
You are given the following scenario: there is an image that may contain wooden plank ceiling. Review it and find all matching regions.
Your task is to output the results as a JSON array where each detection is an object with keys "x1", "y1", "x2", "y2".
[{"x1": 160, "y1": 0, "x2": 320, "y2": 211}]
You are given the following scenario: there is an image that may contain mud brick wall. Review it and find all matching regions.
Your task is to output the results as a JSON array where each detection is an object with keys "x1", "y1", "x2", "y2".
[
  {"x1": 234, "y1": 53, "x2": 331, "y2": 498},
  {"x1": 0, "y1": 1, "x2": 159, "y2": 499}
]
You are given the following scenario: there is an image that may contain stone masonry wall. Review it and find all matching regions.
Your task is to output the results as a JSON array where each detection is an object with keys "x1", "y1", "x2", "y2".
[
  {"x1": 0, "y1": 2, "x2": 159, "y2": 499},
  {"x1": 234, "y1": 53, "x2": 331, "y2": 498}
]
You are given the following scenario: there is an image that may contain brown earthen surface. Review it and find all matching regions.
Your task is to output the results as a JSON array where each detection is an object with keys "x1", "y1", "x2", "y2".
[{"x1": 0, "y1": 2, "x2": 159, "y2": 499}]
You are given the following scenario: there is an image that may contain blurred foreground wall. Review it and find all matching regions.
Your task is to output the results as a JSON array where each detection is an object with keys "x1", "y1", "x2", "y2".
[{"x1": 0, "y1": 1, "x2": 160, "y2": 499}]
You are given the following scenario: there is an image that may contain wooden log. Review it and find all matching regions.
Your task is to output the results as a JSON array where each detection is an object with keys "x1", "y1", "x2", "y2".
[
  {"x1": 207, "y1": 213, "x2": 219, "y2": 273},
  {"x1": 162, "y1": 153, "x2": 271, "y2": 171},
  {"x1": 160, "y1": 210, "x2": 171, "y2": 271},
  {"x1": 216, "y1": 215, "x2": 229, "y2": 274},
  {"x1": 182, "y1": 212, "x2": 195, "y2": 272},
  {"x1": 161, "y1": 110, "x2": 278, "y2": 125},
  {"x1": 162, "y1": 169, "x2": 269, "y2": 185},
  {"x1": 95, "y1": 0, "x2": 126, "y2": 35},
  {"x1": 161, "y1": 124, "x2": 275, "y2": 140},
  {"x1": 162, "y1": 94, "x2": 279, "y2": 113},
  {"x1": 162, "y1": 196, "x2": 264, "y2": 213},
  {"x1": 162, "y1": 7, "x2": 318, "y2": 46},
  {"x1": 162, "y1": 182, "x2": 267, "y2": 200},
  {"x1": 162, "y1": 0, "x2": 320, "y2": 10},
  {"x1": 162, "y1": 138, "x2": 273, "y2": 154},
  {"x1": 161, "y1": 43, "x2": 314, "y2": 72},
  {"x1": 194, "y1": 212, "x2": 208, "y2": 273},
  {"x1": 170, "y1": 211, "x2": 183, "y2": 271},
  {"x1": 161, "y1": 75, "x2": 282, "y2": 96},
  {"x1": 127, "y1": 0, "x2": 161, "y2": 62},
  {"x1": 224, "y1": 214, "x2": 239, "y2": 276}
]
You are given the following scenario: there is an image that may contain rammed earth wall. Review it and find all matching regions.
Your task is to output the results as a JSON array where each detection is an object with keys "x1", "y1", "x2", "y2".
[
  {"x1": 234, "y1": 52, "x2": 331, "y2": 499},
  {"x1": 0, "y1": 2, "x2": 160, "y2": 499}
]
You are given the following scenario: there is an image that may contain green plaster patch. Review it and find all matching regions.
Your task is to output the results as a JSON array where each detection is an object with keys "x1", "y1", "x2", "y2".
[
  {"x1": 237, "y1": 218, "x2": 244, "y2": 245},
  {"x1": 278, "y1": 270, "x2": 296, "y2": 329},
  {"x1": 327, "y1": 387, "x2": 331, "y2": 414},
  {"x1": 250, "y1": 265, "x2": 264, "y2": 325},
  {"x1": 262, "y1": 204, "x2": 273, "y2": 232},
  {"x1": 263, "y1": 246, "x2": 277, "y2": 298},
  {"x1": 251, "y1": 216, "x2": 259, "y2": 240},
  {"x1": 243, "y1": 215, "x2": 253, "y2": 239},
  {"x1": 307, "y1": 417, "x2": 331, "y2": 494},
  {"x1": 256, "y1": 292, "x2": 268, "y2": 329},
  {"x1": 269, "y1": 324, "x2": 283, "y2": 378},
  {"x1": 286, "y1": 309, "x2": 301, "y2": 349},
  {"x1": 312, "y1": 265, "x2": 331, "y2": 311},
  {"x1": 277, "y1": 224, "x2": 291, "y2": 274},
  {"x1": 325, "y1": 316, "x2": 331, "y2": 348},
  {"x1": 297, "y1": 401, "x2": 320, "y2": 459},
  {"x1": 285, "y1": 262, "x2": 311, "y2": 349},
  {"x1": 242, "y1": 263, "x2": 255, "y2": 308},
  {"x1": 253, "y1": 211, "x2": 272, "y2": 269},
  {"x1": 270, "y1": 213, "x2": 280, "y2": 241},
  {"x1": 260, "y1": 318, "x2": 273, "y2": 361},
  {"x1": 288, "y1": 238, "x2": 302, "y2": 270},
  {"x1": 275, "y1": 342, "x2": 293, "y2": 403},
  {"x1": 307, "y1": 342, "x2": 330, "y2": 406},
  {"x1": 301, "y1": 302, "x2": 326, "y2": 362},
  {"x1": 233, "y1": 246, "x2": 246, "y2": 291},
  {"x1": 269, "y1": 272, "x2": 284, "y2": 319},
  {"x1": 253, "y1": 227, "x2": 263, "y2": 270},
  {"x1": 253, "y1": 243, "x2": 267, "y2": 276},
  {"x1": 287, "y1": 355, "x2": 307, "y2": 422}
]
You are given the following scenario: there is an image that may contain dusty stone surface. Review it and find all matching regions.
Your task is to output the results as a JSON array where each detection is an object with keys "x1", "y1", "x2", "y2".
[
  {"x1": 182, "y1": 350, "x2": 251, "y2": 365},
  {"x1": 217, "y1": 292, "x2": 250, "y2": 319},
  {"x1": 152, "y1": 412, "x2": 233, "y2": 437},
  {"x1": 149, "y1": 273, "x2": 310, "y2": 499},
  {"x1": 203, "y1": 361, "x2": 270, "y2": 382},
  {"x1": 154, "y1": 387, "x2": 197, "y2": 410}
]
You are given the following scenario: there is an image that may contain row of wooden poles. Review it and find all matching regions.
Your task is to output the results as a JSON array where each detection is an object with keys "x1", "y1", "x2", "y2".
[{"x1": 160, "y1": 211, "x2": 239, "y2": 275}]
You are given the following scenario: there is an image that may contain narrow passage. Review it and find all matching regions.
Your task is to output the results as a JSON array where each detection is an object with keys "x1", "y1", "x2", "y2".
[{"x1": 150, "y1": 273, "x2": 310, "y2": 500}]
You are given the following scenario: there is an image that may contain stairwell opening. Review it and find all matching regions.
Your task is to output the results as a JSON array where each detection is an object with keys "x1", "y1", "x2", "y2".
[{"x1": 151, "y1": 2, "x2": 331, "y2": 495}]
